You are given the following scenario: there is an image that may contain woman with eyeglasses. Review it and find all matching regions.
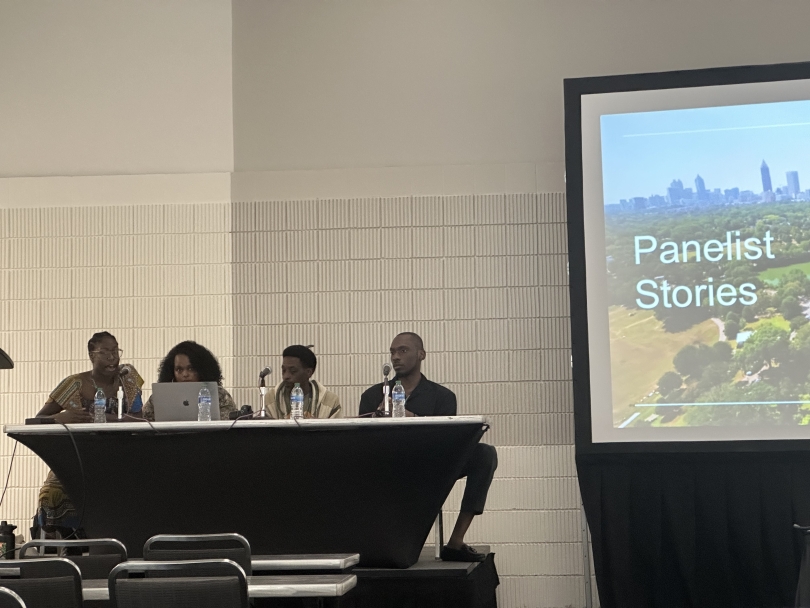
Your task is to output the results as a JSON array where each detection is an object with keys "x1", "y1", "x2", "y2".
[
  {"x1": 34, "y1": 331, "x2": 145, "y2": 539},
  {"x1": 142, "y1": 340, "x2": 236, "y2": 421}
]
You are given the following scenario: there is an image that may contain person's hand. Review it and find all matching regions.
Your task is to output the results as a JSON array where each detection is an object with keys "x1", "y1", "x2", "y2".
[{"x1": 53, "y1": 409, "x2": 93, "y2": 424}]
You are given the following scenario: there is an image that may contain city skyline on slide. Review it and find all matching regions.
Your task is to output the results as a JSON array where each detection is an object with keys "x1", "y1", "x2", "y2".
[{"x1": 600, "y1": 99, "x2": 810, "y2": 205}]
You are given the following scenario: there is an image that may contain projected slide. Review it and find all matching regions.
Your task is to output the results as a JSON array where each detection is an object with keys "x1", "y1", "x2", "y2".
[{"x1": 599, "y1": 98, "x2": 810, "y2": 432}]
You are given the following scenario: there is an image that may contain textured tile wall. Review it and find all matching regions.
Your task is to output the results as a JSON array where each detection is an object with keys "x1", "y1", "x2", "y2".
[
  {"x1": 0, "y1": 191, "x2": 584, "y2": 607},
  {"x1": 230, "y1": 193, "x2": 580, "y2": 607},
  {"x1": 0, "y1": 202, "x2": 234, "y2": 539}
]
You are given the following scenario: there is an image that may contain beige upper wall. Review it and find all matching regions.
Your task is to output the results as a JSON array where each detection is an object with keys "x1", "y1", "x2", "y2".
[
  {"x1": 0, "y1": 0, "x2": 233, "y2": 178},
  {"x1": 232, "y1": 0, "x2": 810, "y2": 183},
  {"x1": 5, "y1": 1, "x2": 810, "y2": 182}
]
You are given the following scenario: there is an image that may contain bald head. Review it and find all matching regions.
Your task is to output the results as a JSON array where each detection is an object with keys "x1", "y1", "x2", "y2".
[
  {"x1": 394, "y1": 332, "x2": 423, "y2": 350},
  {"x1": 389, "y1": 332, "x2": 426, "y2": 378}
]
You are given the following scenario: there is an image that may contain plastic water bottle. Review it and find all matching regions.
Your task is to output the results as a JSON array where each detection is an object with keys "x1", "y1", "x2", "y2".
[
  {"x1": 197, "y1": 386, "x2": 212, "y2": 422},
  {"x1": 392, "y1": 381, "x2": 406, "y2": 418},
  {"x1": 93, "y1": 388, "x2": 106, "y2": 423},
  {"x1": 291, "y1": 383, "x2": 304, "y2": 420}
]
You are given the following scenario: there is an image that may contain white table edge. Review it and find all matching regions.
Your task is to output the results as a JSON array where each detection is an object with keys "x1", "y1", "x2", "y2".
[
  {"x1": 122, "y1": 553, "x2": 361, "y2": 571},
  {"x1": 253, "y1": 553, "x2": 360, "y2": 570},
  {"x1": 5, "y1": 415, "x2": 486, "y2": 435},
  {"x1": 82, "y1": 574, "x2": 357, "y2": 600}
]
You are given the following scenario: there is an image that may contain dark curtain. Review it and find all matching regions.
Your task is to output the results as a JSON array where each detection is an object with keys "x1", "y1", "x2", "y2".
[{"x1": 578, "y1": 451, "x2": 810, "y2": 608}]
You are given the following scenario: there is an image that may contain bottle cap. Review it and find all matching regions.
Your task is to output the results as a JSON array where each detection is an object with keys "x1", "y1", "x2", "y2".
[{"x1": 294, "y1": 383, "x2": 300, "y2": 387}]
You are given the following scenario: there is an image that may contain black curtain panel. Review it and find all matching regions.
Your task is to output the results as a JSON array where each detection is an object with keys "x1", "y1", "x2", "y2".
[{"x1": 578, "y1": 451, "x2": 810, "y2": 608}]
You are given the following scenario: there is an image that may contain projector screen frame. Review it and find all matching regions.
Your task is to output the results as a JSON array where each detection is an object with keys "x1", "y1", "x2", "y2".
[{"x1": 564, "y1": 60, "x2": 810, "y2": 454}]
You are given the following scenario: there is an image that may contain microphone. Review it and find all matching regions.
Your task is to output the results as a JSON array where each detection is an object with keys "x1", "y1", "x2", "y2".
[
  {"x1": 117, "y1": 365, "x2": 131, "y2": 421},
  {"x1": 259, "y1": 367, "x2": 272, "y2": 387},
  {"x1": 381, "y1": 362, "x2": 392, "y2": 417},
  {"x1": 117, "y1": 364, "x2": 143, "y2": 419},
  {"x1": 258, "y1": 367, "x2": 272, "y2": 418}
]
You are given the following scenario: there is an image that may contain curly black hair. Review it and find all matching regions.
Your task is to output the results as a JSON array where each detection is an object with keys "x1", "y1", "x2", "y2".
[
  {"x1": 283, "y1": 345, "x2": 317, "y2": 371},
  {"x1": 157, "y1": 341, "x2": 224, "y2": 385}
]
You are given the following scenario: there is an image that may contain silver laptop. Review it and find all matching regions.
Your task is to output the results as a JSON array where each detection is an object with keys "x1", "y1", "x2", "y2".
[{"x1": 151, "y1": 382, "x2": 220, "y2": 422}]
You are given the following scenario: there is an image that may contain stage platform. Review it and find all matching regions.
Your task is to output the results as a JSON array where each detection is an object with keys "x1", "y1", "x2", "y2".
[
  {"x1": 259, "y1": 546, "x2": 499, "y2": 608},
  {"x1": 352, "y1": 545, "x2": 499, "y2": 608}
]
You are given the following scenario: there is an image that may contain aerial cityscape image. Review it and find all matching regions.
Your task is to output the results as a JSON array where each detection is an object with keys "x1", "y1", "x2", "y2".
[{"x1": 599, "y1": 99, "x2": 810, "y2": 429}]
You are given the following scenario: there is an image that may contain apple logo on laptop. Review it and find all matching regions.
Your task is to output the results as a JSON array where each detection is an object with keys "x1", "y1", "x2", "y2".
[{"x1": 183, "y1": 400, "x2": 190, "y2": 407}]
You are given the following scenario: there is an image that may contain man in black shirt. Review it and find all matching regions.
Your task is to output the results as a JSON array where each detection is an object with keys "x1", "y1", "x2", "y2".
[{"x1": 359, "y1": 332, "x2": 498, "y2": 562}]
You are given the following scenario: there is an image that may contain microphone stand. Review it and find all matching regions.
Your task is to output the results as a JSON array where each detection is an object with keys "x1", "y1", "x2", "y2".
[
  {"x1": 117, "y1": 380, "x2": 124, "y2": 420},
  {"x1": 258, "y1": 373, "x2": 269, "y2": 418},
  {"x1": 382, "y1": 371, "x2": 391, "y2": 417},
  {"x1": 116, "y1": 367, "x2": 129, "y2": 421},
  {"x1": 117, "y1": 366, "x2": 141, "y2": 420},
  {"x1": 259, "y1": 385, "x2": 267, "y2": 418}
]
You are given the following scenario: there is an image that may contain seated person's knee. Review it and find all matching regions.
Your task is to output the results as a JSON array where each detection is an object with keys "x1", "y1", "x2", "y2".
[{"x1": 475, "y1": 443, "x2": 498, "y2": 472}]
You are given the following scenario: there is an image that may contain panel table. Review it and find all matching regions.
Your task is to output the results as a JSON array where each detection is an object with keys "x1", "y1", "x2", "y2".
[{"x1": 7, "y1": 417, "x2": 487, "y2": 568}]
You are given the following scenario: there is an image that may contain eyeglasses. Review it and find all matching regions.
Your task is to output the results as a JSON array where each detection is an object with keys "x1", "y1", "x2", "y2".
[{"x1": 91, "y1": 348, "x2": 123, "y2": 359}]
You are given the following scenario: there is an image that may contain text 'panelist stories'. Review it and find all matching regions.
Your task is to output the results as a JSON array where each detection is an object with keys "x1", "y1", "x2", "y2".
[{"x1": 576, "y1": 74, "x2": 810, "y2": 443}]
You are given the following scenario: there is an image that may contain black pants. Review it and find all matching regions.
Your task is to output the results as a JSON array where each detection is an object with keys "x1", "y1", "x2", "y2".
[{"x1": 459, "y1": 443, "x2": 498, "y2": 515}]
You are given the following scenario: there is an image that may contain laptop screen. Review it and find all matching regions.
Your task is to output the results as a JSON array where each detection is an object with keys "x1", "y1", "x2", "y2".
[{"x1": 150, "y1": 382, "x2": 221, "y2": 421}]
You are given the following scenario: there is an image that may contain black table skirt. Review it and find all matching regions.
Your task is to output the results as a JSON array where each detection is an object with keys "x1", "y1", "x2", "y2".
[{"x1": 9, "y1": 418, "x2": 486, "y2": 568}]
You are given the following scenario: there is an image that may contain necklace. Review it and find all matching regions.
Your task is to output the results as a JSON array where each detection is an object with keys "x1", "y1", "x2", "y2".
[{"x1": 89, "y1": 371, "x2": 113, "y2": 395}]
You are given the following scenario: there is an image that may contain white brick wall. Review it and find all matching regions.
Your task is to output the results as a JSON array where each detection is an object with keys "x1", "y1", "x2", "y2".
[
  {"x1": 230, "y1": 192, "x2": 581, "y2": 606},
  {"x1": 0, "y1": 196, "x2": 234, "y2": 540},
  {"x1": 0, "y1": 180, "x2": 586, "y2": 607}
]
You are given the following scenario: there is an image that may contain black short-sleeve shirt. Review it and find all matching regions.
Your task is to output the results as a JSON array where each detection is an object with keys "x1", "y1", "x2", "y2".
[{"x1": 358, "y1": 375, "x2": 457, "y2": 417}]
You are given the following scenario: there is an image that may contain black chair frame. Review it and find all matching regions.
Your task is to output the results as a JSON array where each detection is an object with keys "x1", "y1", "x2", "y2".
[
  {"x1": 0, "y1": 558, "x2": 82, "y2": 608},
  {"x1": 143, "y1": 533, "x2": 252, "y2": 575},
  {"x1": 19, "y1": 538, "x2": 128, "y2": 579},
  {"x1": 20, "y1": 537, "x2": 127, "y2": 558},
  {"x1": 0, "y1": 587, "x2": 26, "y2": 608},
  {"x1": 108, "y1": 559, "x2": 248, "y2": 608}
]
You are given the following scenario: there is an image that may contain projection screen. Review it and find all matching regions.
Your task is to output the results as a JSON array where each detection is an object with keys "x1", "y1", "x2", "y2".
[{"x1": 566, "y1": 62, "x2": 810, "y2": 448}]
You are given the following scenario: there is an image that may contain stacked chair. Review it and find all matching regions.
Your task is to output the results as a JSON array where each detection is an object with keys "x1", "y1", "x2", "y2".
[
  {"x1": 142, "y1": 533, "x2": 253, "y2": 575},
  {"x1": 109, "y1": 559, "x2": 248, "y2": 608},
  {"x1": 108, "y1": 534, "x2": 251, "y2": 608},
  {"x1": 20, "y1": 538, "x2": 128, "y2": 580},
  {"x1": 5, "y1": 533, "x2": 252, "y2": 608},
  {"x1": 0, "y1": 588, "x2": 26, "y2": 608},
  {"x1": 0, "y1": 558, "x2": 83, "y2": 608}
]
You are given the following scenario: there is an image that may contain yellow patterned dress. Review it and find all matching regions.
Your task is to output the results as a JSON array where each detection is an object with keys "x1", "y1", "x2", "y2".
[{"x1": 37, "y1": 369, "x2": 144, "y2": 531}]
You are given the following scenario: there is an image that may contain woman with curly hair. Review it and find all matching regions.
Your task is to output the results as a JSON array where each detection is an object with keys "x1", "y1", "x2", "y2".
[{"x1": 143, "y1": 341, "x2": 236, "y2": 421}]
